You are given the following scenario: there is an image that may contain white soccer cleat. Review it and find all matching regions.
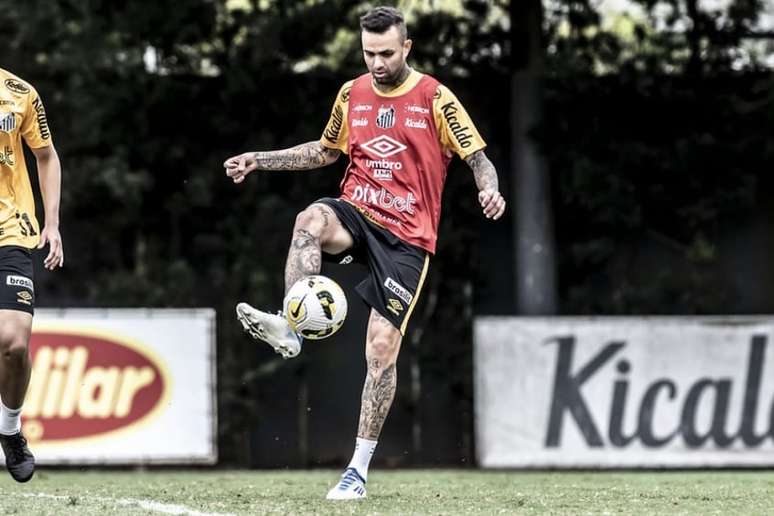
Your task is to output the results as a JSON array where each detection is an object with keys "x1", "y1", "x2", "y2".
[
  {"x1": 326, "y1": 467, "x2": 367, "y2": 500},
  {"x1": 235, "y1": 302, "x2": 301, "y2": 359}
]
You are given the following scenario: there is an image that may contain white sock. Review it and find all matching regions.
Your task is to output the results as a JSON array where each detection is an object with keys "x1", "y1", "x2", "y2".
[
  {"x1": 347, "y1": 438, "x2": 377, "y2": 481},
  {"x1": 0, "y1": 400, "x2": 21, "y2": 436}
]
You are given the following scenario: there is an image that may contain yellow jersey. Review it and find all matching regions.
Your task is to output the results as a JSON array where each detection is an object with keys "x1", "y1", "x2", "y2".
[{"x1": 0, "y1": 68, "x2": 52, "y2": 248}]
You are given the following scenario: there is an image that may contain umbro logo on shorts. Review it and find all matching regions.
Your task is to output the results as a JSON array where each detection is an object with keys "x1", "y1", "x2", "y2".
[
  {"x1": 387, "y1": 299, "x2": 404, "y2": 316},
  {"x1": 16, "y1": 290, "x2": 32, "y2": 305}
]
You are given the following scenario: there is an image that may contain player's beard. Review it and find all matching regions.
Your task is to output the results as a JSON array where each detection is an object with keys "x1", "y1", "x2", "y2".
[{"x1": 372, "y1": 64, "x2": 409, "y2": 87}]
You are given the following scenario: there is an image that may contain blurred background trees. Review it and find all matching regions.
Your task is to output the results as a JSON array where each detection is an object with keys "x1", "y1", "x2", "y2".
[{"x1": 3, "y1": 0, "x2": 773, "y2": 466}]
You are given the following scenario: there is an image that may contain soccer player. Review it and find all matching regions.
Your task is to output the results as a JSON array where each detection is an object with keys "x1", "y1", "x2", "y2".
[
  {"x1": 224, "y1": 6, "x2": 504, "y2": 500},
  {"x1": 0, "y1": 68, "x2": 64, "y2": 482}
]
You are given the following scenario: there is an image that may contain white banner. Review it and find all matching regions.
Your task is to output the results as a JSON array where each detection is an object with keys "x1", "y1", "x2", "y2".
[
  {"x1": 474, "y1": 317, "x2": 774, "y2": 468},
  {"x1": 25, "y1": 309, "x2": 216, "y2": 465}
]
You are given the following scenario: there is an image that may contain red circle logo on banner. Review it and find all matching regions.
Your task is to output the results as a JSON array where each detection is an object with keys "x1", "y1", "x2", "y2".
[{"x1": 23, "y1": 329, "x2": 169, "y2": 443}]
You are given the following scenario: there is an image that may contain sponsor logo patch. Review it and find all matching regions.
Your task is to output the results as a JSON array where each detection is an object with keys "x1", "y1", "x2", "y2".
[
  {"x1": 384, "y1": 277, "x2": 413, "y2": 305},
  {"x1": 376, "y1": 105, "x2": 396, "y2": 129},
  {"x1": 353, "y1": 104, "x2": 373, "y2": 112},
  {"x1": 365, "y1": 158, "x2": 402, "y2": 181},
  {"x1": 16, "y1": 291, "x2": 33, "y2": 305},
  {"x1": 323, "y1": 105, "x2": 344, "y2": 144},
  {"x1": 352, "y1": 118, "x2": 368, "y2": 127},
  {"x1": 7, "y1": 275, "x2": 33, "y2": 291},
  {"x1": 405, "y1": 105, "x2": 430, "y2": 115},
  {"x1": 441, "y1": 101, "x2": 474, "y2": 149},
  {"x1": 4, "y1": 79, "x2": 29, "y2": 95},
  {"x1": 340, "y1": 86, "x2": 351, "y2": 103},
  {"x1": 361, "y1": 135, "x2": 407, "y2": 158},
  {"x1": 31, "y1": 97, "x2": 50, "y2": 140},
  {"x1": 0, "y1": 112, "x2": 15, "y2": 133},
  {"x1": 338, "y1": 255, "x2": 353, "y2": 265},
  {"x1": 405, "y1": 118, "x2": 427, "y2": 130},
  {"x1": 352, "y1": 184, "x2": 416, "y2": 215},
  {"x1": 0, "y1": 146, "x2": 14, "y2": 166}
]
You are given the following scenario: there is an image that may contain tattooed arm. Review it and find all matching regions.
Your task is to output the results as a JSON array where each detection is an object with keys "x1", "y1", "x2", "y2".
[
  {"x1": 224, "y1": 141, "x2": 341, "y2": 183},
  {"x1": 464, "y1": 149, "x2": 506, "y2": 220}
]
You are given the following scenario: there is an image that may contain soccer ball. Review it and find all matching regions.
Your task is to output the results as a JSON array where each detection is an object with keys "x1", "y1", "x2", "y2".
[{"x1": 283, "y1": 275, "x2": 347, "y2": 340}]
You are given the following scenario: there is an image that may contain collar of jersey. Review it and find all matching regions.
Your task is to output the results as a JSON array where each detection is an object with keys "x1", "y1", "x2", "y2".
[{"x1": 370, "y1": 69, "x2": 423, "y2": 98}]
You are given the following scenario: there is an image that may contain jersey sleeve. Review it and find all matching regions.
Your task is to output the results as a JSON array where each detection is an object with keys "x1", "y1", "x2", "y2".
[
  {"x1": 432, "y1": 85, "x2": 485, "y2": 160},
  {"x1": 20, "y1": 86, "x2": 53, "y2": 149},
  {"x1": 320, "y1": 81, "x2": 353, "y2": 154}
]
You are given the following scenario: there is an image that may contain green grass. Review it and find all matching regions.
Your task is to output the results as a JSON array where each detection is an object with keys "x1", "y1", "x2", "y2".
[{"x1": 1, "y1": 469, "x2": 773, "y2": 515}]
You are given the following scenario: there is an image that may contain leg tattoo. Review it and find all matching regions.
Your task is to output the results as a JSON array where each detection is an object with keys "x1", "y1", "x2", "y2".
[
  {"x1": 285, "y1": 228, "x2": 321, "y2": 294},
  {"x1": 312, "y1": 205, "x2": 330, "y2": 228},
  {"x1": 357, "y1": 359, "x2": 397, "y2": 440}
]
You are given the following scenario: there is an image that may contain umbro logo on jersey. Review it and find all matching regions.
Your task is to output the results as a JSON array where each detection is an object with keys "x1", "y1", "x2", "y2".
[
  {"x1": 0, "y1": 112, "x2": 15, "y2": 133},
  {"x1": 361, "y1": 135, "x2": 407, "y2": 158},
  {"x1": 376, "y1": 105, "x2": 396, "y2": 129}
]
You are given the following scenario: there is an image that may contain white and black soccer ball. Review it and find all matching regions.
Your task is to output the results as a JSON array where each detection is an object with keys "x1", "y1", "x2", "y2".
[{"x1": 283, "y1": 275, "x2": 347, "y2": 340}]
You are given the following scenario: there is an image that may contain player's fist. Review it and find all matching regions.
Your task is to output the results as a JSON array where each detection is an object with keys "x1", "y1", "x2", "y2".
[
  {"x1": 478, "y1": 189, "x2": 506, "y2": 220},
  {"x1": 224, "y1": 153, "x2": 258, "y2": 184}
]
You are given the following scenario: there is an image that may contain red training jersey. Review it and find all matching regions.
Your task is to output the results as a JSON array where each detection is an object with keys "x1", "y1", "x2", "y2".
[{"x1": 320, "y1": 70, "x2": 486, "y2": 254}]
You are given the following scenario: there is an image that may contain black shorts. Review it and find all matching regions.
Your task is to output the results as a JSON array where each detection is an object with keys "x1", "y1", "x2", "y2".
[
  {"x1": 0, "y1": 246, "x2": 34, "y2": 314},
  {"x1": 317, "y1": 198, "x2": 429, "y2": 335}
]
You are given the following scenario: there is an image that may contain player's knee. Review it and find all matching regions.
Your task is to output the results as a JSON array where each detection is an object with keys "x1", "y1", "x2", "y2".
[
  {"x1": 294, "y1": 207, "x2": 326, "y2": 237},
  {"x1": 0, "y1": 334, "x2": 29, "y2": 365},
  {"x1": 366, "y1": 336, "x2": 399, "y2": 367}
]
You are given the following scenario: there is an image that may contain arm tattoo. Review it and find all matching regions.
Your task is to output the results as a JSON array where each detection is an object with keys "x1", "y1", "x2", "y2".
[
  {"x1": 465, "y1": 150, "x2": 499, "y2": 192},
  {"x1": 357, "y1": 361, "x2": 397, "y2": 440},
  {"x1": 253, "y1": 141, "x2": 340, "y2": 171}
]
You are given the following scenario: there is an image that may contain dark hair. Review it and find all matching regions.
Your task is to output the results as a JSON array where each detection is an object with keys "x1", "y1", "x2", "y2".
[{"x1": 360, "y1": 6, "x2": 408, "y2": 41}]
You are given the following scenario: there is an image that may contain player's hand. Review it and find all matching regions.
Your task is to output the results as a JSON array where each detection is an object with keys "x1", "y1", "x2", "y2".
[
  {"x1": 224, "y1": 153, "x2": 258, "y2": 184},
  {"x1": 479, "y1": 189, "x2": 506, "y2": 220},
  {"x1": 38, "y1": 225, "x2": 64, "y2": 270}
]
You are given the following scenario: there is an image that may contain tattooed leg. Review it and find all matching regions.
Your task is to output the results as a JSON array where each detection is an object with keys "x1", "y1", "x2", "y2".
[
  {"x1": 357, "y1": 310, "x2": 402, "y2": 440},
  {"x1": 284, "y1": 203, "x2": 352, "y2": 294}
]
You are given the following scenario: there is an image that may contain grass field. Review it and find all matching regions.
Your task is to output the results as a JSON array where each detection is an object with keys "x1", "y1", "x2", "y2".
[{"x1": 1, "y1": 469, "x2": 773, "y2": 515}]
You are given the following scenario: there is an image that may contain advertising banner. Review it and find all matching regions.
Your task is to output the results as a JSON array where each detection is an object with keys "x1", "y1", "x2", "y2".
[
  {"x1": 474, "y1": 317, "x2": 774, "y2": 468},
  {"x1": 24, "y1": 309, "x2": 216, "y2": 464}
]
